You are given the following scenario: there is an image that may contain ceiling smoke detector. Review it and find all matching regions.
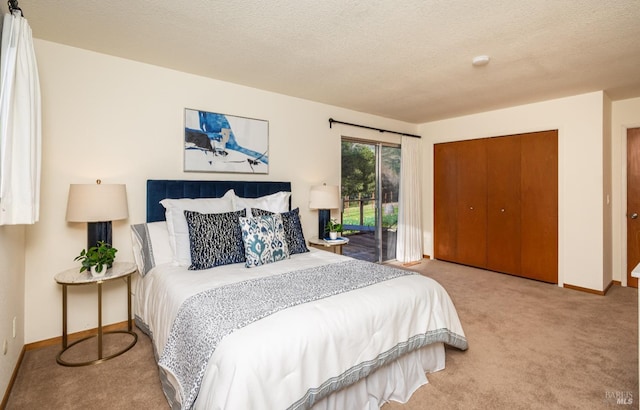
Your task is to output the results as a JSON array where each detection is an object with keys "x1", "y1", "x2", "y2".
[{"x1": 472, "y1": 55, "x2": 490, "y2": 67}]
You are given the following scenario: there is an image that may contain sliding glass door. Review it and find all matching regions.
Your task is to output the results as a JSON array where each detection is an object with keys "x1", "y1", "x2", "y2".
[
  {"x1": 380, "y1": 145, "x2": 401, "y2": 261},
  {"x1": 341, "y1": 139, "x2": 400, "y2": 263}
]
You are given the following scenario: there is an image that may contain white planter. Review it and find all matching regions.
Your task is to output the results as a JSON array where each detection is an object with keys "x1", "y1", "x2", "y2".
[
  {"x1": 329, "y1": 231, "x2": 338, "y2": 240},
  {"x1": 90, "y1": 265, "x2": 107, "y2": 278}
]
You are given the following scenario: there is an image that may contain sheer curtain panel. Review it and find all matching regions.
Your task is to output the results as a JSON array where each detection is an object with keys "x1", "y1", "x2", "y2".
[
  {"x1": 0, "y1": 10, "x2": 41, "y2": 225},
  {"x1": 396, "y1": 136, "x2": 423, "y2": 263}
]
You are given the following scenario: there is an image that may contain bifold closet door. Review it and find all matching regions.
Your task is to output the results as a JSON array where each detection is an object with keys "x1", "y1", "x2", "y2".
[
  {"x1": 455, "y1": 139, "x2": 487, "y2": 268},
  {"x1": 486, "y1": 136, "x2": 521, "y2": 275},
  {"x1": 434, "y1": 131, "x2": 557, "y2": 282},
  {"x1": 434, "y1": 142, "x2": 458, "y2": 262},
  {"x1": 434, "y1": 139, "x2": 487, "y2": 268},
  {"x1": 520, "y1": 130, "x2": 558, "y2": 283}
]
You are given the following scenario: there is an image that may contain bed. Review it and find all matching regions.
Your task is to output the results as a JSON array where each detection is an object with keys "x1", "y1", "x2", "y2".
[{"x1": 132, "y1": 179, "x2": 467, "y2": 410}]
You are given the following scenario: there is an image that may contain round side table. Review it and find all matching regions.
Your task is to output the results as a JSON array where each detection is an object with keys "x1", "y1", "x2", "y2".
[
  {"x1": 54, "y1": 261, "x2": 138, "y2": 366},
  {"x1": 308, "y1": 237, "x2": 349, "y2": 255}
]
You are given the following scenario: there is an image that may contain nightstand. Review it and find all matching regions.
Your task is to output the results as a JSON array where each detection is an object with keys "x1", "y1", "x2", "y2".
[
  {"x1": 54, "y1": 261, "x2": 138, "y2": 366},
  {"x1": 308, "y1": 237, "x2": 349, "y2": 255}
]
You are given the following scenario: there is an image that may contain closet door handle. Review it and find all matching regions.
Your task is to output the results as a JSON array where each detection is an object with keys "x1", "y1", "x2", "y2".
[{"x1": 632, "y1": 213, "x2": 638, "y2": 219}]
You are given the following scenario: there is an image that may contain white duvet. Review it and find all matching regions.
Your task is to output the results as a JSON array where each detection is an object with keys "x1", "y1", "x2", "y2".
[{"x1": 134, "y1": 249, "x2": 467, "y2": 409}]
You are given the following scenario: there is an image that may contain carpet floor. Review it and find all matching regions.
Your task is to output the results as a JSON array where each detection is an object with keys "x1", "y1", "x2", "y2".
[{"x1": 5, "y1": 259, "x2": 638, "y2": 409}]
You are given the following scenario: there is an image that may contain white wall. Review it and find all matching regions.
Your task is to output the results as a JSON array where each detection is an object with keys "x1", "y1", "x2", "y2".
[
  {"x1": 23, "y1": 40, "x2": 417, "y2": 343},
  {"x1": 612, "y1": 97, "x2": 640, "y2": 285},
  {"x1": 418, "y1": 92, "x2": 608, "y2": 291},
  {"x1": 0, "y1": 225, "x2": 25, "y2": 398}
]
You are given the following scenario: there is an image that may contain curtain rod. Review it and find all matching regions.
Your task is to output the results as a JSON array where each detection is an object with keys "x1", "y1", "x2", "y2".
[
  {"x1": 8, "y1": 0, "x2": 24, "y2": 16},
  {"x1": 328, "y1": 118, "x2": 421, "y2": 139}
]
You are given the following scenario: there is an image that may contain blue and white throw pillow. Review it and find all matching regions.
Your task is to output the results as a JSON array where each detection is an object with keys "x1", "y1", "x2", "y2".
[
  {"x1": 184, "y1": 209, "x2": 246, "y2": 270},
  {"x1": 251, "y1": 208, "x2": 309, "y2": 255},
  {"x1": 240, "y1": 214, "x2": 290, "y2": 268}
]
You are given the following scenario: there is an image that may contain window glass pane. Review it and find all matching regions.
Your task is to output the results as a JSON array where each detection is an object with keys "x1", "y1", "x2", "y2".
[{"x1": 381, "y1": 145, "x2": 400, "y2": 261}]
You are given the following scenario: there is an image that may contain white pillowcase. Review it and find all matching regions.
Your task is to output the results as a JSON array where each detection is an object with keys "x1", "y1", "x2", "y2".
[
  {"x1": 160, "y1": 189, "x2": 235, "y2": 266},
  {"x1": 130, "y1": 221, "x2": 173, "y2": 276},
  {"x1": 233, "y1": 191, "x2": 291, "y2": 216}
]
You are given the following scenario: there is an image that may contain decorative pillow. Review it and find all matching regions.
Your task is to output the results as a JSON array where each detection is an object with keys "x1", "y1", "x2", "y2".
[
  {"x1": 240, "y1": 214, "x2": 290, "y2": 268},
  {"x1": 130, "y1": 221, "x2": 173, "y2": 276},
  {"x1": 233, "y1": 191, "x2": 291, "y2": 216},
  {"x1": 251, "y1": 208, "x2": 309, "y2": 255},
  {"x1": 184, "y1": 209, "x2": 246, "y2": 270},
  {"x1": 160, "y1": 189, "x2": 235, "y2": 266}
]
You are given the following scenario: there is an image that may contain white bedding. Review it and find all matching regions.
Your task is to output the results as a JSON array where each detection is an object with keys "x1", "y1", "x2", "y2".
[{"x1": 134, "y1": 248, "x2": 467, "y2": 409}]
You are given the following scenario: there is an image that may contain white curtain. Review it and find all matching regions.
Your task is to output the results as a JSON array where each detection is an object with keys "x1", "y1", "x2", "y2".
[
  {"x1": 396, "y1": 136, "x2": 423, "y2": 263},
  {"x1": 0, "y1": 10, "x2": 41, "y2": 225}
]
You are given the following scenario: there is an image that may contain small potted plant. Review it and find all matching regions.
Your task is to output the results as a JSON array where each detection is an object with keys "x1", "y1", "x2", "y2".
[
  {"x1": 74, "y1": 241, "x2": 118, "y2": 277},
  {"x1": 325, "y1": 219, "x2": 343, "y2": 240}
]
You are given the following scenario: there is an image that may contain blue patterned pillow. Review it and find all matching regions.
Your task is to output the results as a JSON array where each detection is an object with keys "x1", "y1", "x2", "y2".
[
  {"x1": 240, "y1": 214, "x2": 290, "y2": 268},
  {"x1": 251, "y1": 208, "x2": 309, "y2": 255},
  {"x1": 184, "y1": 209, "x2": 246, "y2": 270}
]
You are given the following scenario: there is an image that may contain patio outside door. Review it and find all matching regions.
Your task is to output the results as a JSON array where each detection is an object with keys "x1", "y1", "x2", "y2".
[{"x1": 341, "y1": 139, "x2": 400, "y2": 263}]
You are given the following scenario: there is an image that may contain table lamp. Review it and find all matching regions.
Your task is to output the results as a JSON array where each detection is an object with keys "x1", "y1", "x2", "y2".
[
  {"x1": 309, "y1": 184, "x2": 340, "y2": 239},
  {"x1": 66, "y1": 180, "x2": 129, "y2": 249}
]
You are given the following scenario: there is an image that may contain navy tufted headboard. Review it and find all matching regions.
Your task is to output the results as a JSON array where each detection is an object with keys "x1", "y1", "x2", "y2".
[{"x1": 146, "y1": 180, "x2": 292, "y2": 223}]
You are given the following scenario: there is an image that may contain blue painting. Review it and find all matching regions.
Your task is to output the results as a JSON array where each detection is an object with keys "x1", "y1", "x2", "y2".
[{"x1": 184, "y1": 109, "x2": 269, "y2": 173}]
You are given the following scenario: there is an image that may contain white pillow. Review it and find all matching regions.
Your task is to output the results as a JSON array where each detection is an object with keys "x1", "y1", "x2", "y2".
[
  {"x1": 160, "y1": 189, "x2": 235, "y2": 266},
  {"x1": 130, "y1": 221, "x2": 173, "y2": 276},
  {"x1": 233, "y1": 191, "x2": 291, "y2": 216}
]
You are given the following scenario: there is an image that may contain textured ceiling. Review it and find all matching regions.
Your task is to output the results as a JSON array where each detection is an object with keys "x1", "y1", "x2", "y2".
[{"x1": 10, "y1": 0, "x2": 640, "y2": 123}]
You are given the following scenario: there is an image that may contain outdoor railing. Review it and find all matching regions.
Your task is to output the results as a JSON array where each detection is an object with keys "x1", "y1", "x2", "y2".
[{"x1": 342, "y1": 197, "x2": 398, "y2": 233}]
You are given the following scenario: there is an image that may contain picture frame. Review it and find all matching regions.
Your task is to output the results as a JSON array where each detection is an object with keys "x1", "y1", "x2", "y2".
[{"x1": 184, "y1": 108, "x2": 269, "y2": 174}]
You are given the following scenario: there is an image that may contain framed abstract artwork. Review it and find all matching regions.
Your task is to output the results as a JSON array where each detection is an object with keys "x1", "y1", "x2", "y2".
[{"x1": 184, "y1": 108, "x2": 269, "y2": 174}]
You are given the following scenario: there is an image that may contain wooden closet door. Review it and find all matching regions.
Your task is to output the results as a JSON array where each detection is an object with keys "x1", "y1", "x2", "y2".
[
  {"x1": 434, "y1": 142, "x2": 458, "y2": 262},
  {"x1": 520, "y1": 130, "x2": 558, "y2": 283},
  {"x1": 486, "y1": 135, "x2": 521, "y2": 275},
  {"x1": 627, "y1": 127, "x2": 640, "y2": 288},
  {"x1": 455, "y1": 139, "x2": 487, "y2": 268}
]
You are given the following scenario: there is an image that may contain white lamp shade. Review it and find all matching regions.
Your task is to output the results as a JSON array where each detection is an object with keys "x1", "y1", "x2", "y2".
[
  {"x1": 309, "y1": 185, "x2": 340, "y2": 210},
  {"x1": 66, "y1": 183, "x2": 129, "y2": 222}
]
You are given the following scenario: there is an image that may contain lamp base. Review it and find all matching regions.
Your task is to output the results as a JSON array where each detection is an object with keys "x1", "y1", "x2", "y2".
[
  {"x1": 87, "y1": 221, "x2": 112, "y2": 249},
  {"x1": 318, "y1": 209, "x2": 330, "y2": 240}
]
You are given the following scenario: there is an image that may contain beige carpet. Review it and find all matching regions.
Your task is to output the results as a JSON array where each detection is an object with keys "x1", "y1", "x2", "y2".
[{"x1": 5, "y1": 259, "x2": 638, "y2": 409}]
